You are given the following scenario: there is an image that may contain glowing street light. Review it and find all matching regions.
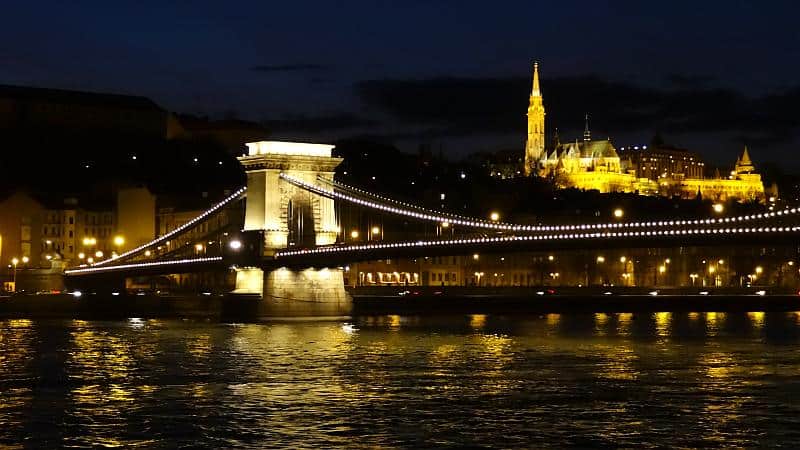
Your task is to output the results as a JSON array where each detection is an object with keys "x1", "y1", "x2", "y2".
[
  {"x1": 548, "y1": 255, "x2": 555, "y2": 261},
  {"x1": 21, "y1": 256, "x2": 29, "y2": 265},
  {"x1": 473, "y1": 253, "x2": 480, "y2": 260},
  {"x1": 658, "y1": 265, "x2": 666, "y2": 274},
  {"x1": 619, "y1": 256, "x2": 627, "y2": 263},
  {"x1": 113, "y1": 235, "x2": 125, "y2": 247},
  {"x1": 596, "y1": 256, "x2": 605, "y2": 263},
  {"x1": 95, "y1": 251, "x2": 103, "y2": 258},
  {"x1": 489, "y1": 212, "x2": 500, "y2": 222},
  {"x1": 350, "y1": 230, "x2": 359, "y2": 239},
  {"x1": 11, "y1": 258, "x2": 19, "y2": 287},
  {"x1": 82, "y1": 237, "x2": 97, "y2": 246},
  {"x1": 229, "y1": 240, "x2": 242, "y2": 250},
  {"x1": 755, "y1": 266, "x2": 763, "y2": 275},
  {"x1": 195, "y1": 243, "x2": 204, "y2": 252},
  {"x1": 613, "y1": 208, "x2": 624, "y2": 219},
  {"x1": 712, "y1": 203, "x2": 724, "y2": 214}
]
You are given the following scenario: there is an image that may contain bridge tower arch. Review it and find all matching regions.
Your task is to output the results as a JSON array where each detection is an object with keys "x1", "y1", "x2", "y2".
[
  {"x1": 238, "y1": 141, "x2": 341, "y2": 254},
  {"x1": 235, "y1": 141, "x2": 350, "y2": 311}
]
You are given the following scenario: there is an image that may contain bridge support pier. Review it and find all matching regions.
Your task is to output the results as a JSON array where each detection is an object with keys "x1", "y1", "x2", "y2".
[{"x1": 233, "y1": 266, "x2": 352, "y2": 316}]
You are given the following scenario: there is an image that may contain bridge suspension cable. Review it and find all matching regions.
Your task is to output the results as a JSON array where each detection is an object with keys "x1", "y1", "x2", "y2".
[
  {"x1": 286, "y1": 173, "x2": 800, "y2": 233},
  {"x1": 280, "y1": 173, "x2": 514, "y2": 230},
  {"x1": 65, "y1": 256, "x2": 223, "y2": 275},
  {"x1": 276, "y1": 224, "x2": 800, "y2": 258},
  {"x1": 316, "y1": 176, "x2": 517, "y2": 228},
  {"x1": 88, "y1": 187, "x2": 247, "y2": 268}
]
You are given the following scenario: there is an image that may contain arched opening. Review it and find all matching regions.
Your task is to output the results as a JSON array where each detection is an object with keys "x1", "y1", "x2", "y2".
[{"x1": 287, "y1": 194, "x2": 316, "y2": 247}]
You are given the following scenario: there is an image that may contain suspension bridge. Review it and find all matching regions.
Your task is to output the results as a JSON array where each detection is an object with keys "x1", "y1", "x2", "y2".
[{"x1": 64, "y1": 141, "x2": 800, "y2": 301}]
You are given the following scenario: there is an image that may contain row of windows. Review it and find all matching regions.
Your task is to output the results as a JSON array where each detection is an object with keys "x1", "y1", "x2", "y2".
[
  {"x1": 430, "y1": 272, "x2": 458, "y2": 282},
  {"x1": 43, "y1": 214, "x2": 114, "y2": 225},
  {"x1": 426, "y1": 256, "x2": 458, "y2": 265}
]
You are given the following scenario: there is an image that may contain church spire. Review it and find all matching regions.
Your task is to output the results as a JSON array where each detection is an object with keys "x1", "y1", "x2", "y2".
[
  {"x1": 583, "y1": 114, "x2": 591, "y2": 141},
  {"x1": 524, "y1": 60, "x2": 546, "y2": 176}
]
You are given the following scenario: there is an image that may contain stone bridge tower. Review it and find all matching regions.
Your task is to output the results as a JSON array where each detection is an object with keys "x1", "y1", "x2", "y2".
[
  {"x1": 234, "y1": 141, "x2": 350, "y2": 312},
  {"x1": 238, "y1": 141, "x2": 342, "y2": 255}
]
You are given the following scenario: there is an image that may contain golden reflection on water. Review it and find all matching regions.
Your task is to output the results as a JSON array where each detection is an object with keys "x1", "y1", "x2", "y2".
[
  {"x1": 702, "y1": 351, "x2": 735, "y2": 379},
  {"x1": 655, "y1": 312, "x2": 671, "y2": 337},
  {"x1": 617, "y1": 313, "x2": 633, "y2": 335},
  {"x1": 469, "y1": 314, "x2": 487, "y2": 330},
  {"x1": 66, "y1": 322, "x2": 147, "y2": 447},
  {"x1": 387, "y1": 314, "x2": 402, "y2": 330},
  {"x1": 6, "y1": 316, "x2": 800, "y2": 447},
  {"x1": 546, "y1": 313, "x2": 560, "y2": 333},
  {"x1": 594, "y1": 313, "x2": 609, "y2": 336},
  {"x1": 705, "y1": 312, "x2": 726, "y2": 336},
  {"x1": 748, "y1": 311, "x2": 765, "y2": 330},
  {"x1": 188, "y1": 334, "x2": 211, "y2": 358},
  {"x1": 592, "y1": 344, "x2": 640, "y2": 381},
  {"x1": 0, "y1": 319, "x2": 35, "y2": 438}
]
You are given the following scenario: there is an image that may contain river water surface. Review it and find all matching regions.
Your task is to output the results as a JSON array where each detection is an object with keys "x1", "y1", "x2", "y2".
[{"x1": 2, "y1": 312, "x2": 800, "y2": 448}]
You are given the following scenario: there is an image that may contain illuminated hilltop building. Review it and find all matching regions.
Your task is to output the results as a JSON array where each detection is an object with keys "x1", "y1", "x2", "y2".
[{"x1": 524, "y1": 62, "x2": 766, "y2": 202}]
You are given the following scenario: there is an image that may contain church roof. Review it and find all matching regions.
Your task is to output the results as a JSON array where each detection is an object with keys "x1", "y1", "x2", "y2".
[{"x1": 554, "y1": 140, "x2": 619, "y2": 159}]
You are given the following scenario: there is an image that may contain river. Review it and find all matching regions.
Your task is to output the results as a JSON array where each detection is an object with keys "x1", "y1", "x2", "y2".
[{"x1": 2, "y1": 312, "x2": 800, "y2": 447}]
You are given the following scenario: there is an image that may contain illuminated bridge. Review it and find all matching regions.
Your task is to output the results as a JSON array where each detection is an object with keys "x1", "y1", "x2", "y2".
[{"x1": 65, "y1": 141, "x2": 800, "y2": 301}]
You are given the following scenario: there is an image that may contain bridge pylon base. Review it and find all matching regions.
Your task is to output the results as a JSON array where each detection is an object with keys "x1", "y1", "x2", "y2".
[{"x1": 233, "y1": 266, "x2": 352, "y2": 316}]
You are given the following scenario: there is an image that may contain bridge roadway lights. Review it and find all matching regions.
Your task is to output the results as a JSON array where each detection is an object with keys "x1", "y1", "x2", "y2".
[{"x1": 233, "y1": 266, "x2": 352, "y2": 316}]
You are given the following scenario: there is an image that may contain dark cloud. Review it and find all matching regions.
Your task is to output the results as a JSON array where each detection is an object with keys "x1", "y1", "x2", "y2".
[
  {"x1": 665, "y1": 74, "x2": 717, "y2": 89},
  {"x1": 354, "y1": 75, "x2": 800, "y2": 147},
  {"x1": 262, "y1": 113, "x2": 378, "y2": 133},
  {"x1": 250, "y1": 63, "x2": 329, "y2": 73}
]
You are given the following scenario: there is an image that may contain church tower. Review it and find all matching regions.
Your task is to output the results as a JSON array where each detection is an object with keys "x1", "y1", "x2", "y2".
[{"x1": 524, "y1": 61, "x2": 546, "y2": 176}]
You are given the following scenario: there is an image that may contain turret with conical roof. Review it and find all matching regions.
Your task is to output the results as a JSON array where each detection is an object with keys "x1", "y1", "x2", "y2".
[{"x1": 735, "y1": 145, "x2": 755, "y2": 174}]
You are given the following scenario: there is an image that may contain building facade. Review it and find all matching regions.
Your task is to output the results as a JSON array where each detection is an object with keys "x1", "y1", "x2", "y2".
[{"x1": 524, "y1": 62, "x2": 766, "y2": 202}]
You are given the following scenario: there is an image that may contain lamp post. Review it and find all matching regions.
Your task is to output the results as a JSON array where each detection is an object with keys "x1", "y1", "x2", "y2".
[{"x1": 11, "y1": 258, "x2": 19, "y2": 286}]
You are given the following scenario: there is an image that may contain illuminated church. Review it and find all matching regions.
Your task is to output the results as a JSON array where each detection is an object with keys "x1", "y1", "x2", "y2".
[{"x1": 523, "y1": 62, "x2": 767, "y2": 202}]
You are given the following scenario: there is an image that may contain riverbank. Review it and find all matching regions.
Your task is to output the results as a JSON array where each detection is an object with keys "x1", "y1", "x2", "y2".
[{"x1": 1, "y1": 288, "x2": 799, "y2": 319}]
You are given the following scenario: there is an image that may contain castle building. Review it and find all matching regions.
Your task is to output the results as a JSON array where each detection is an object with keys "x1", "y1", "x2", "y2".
[{"x1": 523, "y1": 62, "x2": 766, "y2": 202}]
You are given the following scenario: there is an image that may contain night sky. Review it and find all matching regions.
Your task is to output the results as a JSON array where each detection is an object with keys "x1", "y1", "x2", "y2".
[{"x1": 3, "y1": 1, "x2": 800, "y2": 167}]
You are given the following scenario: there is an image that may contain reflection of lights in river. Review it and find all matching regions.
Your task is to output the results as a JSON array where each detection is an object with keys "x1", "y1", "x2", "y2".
[
  {"x1": 469, "y1": 314, "x2": 487, "y2": 330},
  {"x1": 655, "y1": 312, "x2": 671, "y2": 337},
  {"x1": 748, "y1": 311, "x2": 765, "y2": 330},
  {"x1": 387, "y1": 315, "x2": 401, "y2": 330}
]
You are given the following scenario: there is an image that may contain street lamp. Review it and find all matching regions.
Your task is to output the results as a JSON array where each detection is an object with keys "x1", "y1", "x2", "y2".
[
  {"x1": 113, "y1": 235, "x2": 125, "y2": 247},
  {"x1": 613, "y1": 208, "x2": 624, "y2": 219},
  {"x1": 11, "y1": 258, "x2": 19, "y2": 287},
  {"x1": 350, "y1": 230, "x2": 359, "y2": 240},
  {"x1": 712, "y1": 203, "x2": 724, "y2": 214},
  {"x1": 21, "y1": 256, "x2": 29, "y2": 265},
  {"x1": 489, "y1": 212, "x2": 500, "y2": 222}
]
